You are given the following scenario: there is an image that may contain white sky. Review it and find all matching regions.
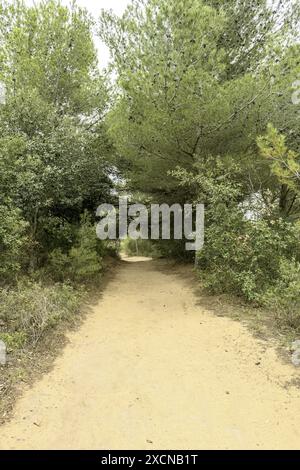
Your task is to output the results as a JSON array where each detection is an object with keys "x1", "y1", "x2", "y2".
[{"x1": 25, "y1": 0, "x2": 131, "y2": 68}]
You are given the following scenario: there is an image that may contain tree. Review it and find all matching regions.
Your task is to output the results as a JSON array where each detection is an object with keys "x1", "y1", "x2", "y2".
[
  {"x1": 0, "y1": 0, "x2": 114, "y2": 270},
  {"x1": 100, "y1": 0, "x2": 298, "y2": 203},
  {"x1": 258, "y1": 124, "x2": 300, "y2": 218}
]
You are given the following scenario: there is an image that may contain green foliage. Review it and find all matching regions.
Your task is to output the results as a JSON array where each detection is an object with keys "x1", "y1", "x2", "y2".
[
  {"x1": 100, "y1": 0, "x2": 299, "y2": 204},
  {"x1": 258, "y1": 124, "x2": 300, "y2": 193},
  {"x1": 121, "y1": 238, "x2": 162, "y2": 258},
  {"x1": 0, "y1": 332, "x2": 27, "y2": 352},
  {"x1": 0, "y1": 0, "x2": 299, "y2": 346},
  {"x1": 204, "y1": 0, "x2": 294, "y2": 79},
  {"x1": 0, "y1": 282, "x2": 82, "y2": 346},
  {"x1": 173, "y1": 157, "x2": 300, "y2": 324},
  {"x1": 0, "y1": 202, "x2": 28, "y2": 281},
  {"x1": 261, "y1": 259, "x2": 300, "y2": 331},
  {"x1": 0, "y1": 0, "x2": 114, "y2": 279},
  {"x1": 47, "y1": 213, "x2": 103, "y2": 283},
  {"x1": 198, "y1": 213, "x2": 299, "y2": 302},
  {"x1": 100, "y1": 0, "x2": 300, "y2": 334},
  {"x1": 68, "y1": 212, "x2": 102, "y2": 282},
  {"x1": 0, "y1": 2, "x2": 116, "y2": 362}
]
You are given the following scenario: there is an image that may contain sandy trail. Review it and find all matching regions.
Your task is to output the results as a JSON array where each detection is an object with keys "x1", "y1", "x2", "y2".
[{"x1": 0, "y1": 257, "x2": 300, "y2": 450}]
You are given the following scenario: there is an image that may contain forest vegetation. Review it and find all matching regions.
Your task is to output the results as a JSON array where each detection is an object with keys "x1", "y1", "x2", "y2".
[{"x1": 0, "y1": 0, "x2": 300, "y2": 370}]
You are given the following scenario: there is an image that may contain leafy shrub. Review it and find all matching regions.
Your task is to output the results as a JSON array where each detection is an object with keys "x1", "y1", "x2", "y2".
[
  {"x1": 38, "y1": 216, "x2": 75, "y2": 254},
  {"x1": 0, "y1": 282, "x2": 83, "y2": 346},
  {"x1": 0, "y1": 332, "x2": 27, "y2": 352},
  {"x1": 121, "y1": 238, "x2": 162, "y2": 258},
  {"x1": 261, "y1": 259, "x2": 300, "y2": 331},
  {"x1": 0, "y1": 203, "x2": 28, "y2": 282},
  {"x1": 47, "y1": 212, "x2": 103, "y2": 283},
  {"x1": 98, "y1": 240, "x2": 120, "y2": 259},
  {"x1": 154, "y1": 239, "x2": 193, "y2": 261},
  {"x1": 68, "y1": 244, "x2": 101, "y2": 282},
  {"x1": 198, "y1": 206, "x2": 300, "y2": 302}
]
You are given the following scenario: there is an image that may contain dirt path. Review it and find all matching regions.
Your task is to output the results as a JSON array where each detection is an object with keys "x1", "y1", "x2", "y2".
[{"x1": 0, "y1": 257, "x2": 300, "y2": 450}]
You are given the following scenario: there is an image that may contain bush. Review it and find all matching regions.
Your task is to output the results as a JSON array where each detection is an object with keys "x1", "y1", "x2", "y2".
[
  {"x1": 47, "y1": 212, "x2": 103, "y2": 283},
  {"x1": 0, "y1": 282, "x2": 83, "y2": 346},
  {"x1": 261, "y1": 259, "x2": 300, "y2": 331},
  {"x1": 197, "y1": 206, "x2": 300, "y2": 302},
  {"x1": 0, "y1": 332, "x2": 27, "y2": 352},
  {"x1": 121, "y1": 238, "x2": 162, "y2": 258},
  {"x1": 0, "y1": 203, "x2": 28, "y2": 282},
  {"x1": 98, "y1": 240, "x2": 120, "y2": 259}
]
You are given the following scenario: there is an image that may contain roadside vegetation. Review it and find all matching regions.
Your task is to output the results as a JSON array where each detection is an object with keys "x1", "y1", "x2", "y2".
[
  {"x1": 100, "y1": 0, "x2": 300, "y2": 336},
  {"x1": 0, "y1": 0, "x2": 118, "y2": 417},
  {"x1": 0, "y1": 0, "x2": 300, "y2": 419}
]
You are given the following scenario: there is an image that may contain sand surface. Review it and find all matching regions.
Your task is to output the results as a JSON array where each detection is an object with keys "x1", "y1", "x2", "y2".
[{"x1": 0, "y1": 257, "x2": 299, "y2": 450}]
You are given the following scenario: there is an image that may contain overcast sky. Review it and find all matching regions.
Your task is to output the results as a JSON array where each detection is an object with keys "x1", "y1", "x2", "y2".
[{"x1": 25, "y1": 0, "x2": 131, "y2": 68}]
